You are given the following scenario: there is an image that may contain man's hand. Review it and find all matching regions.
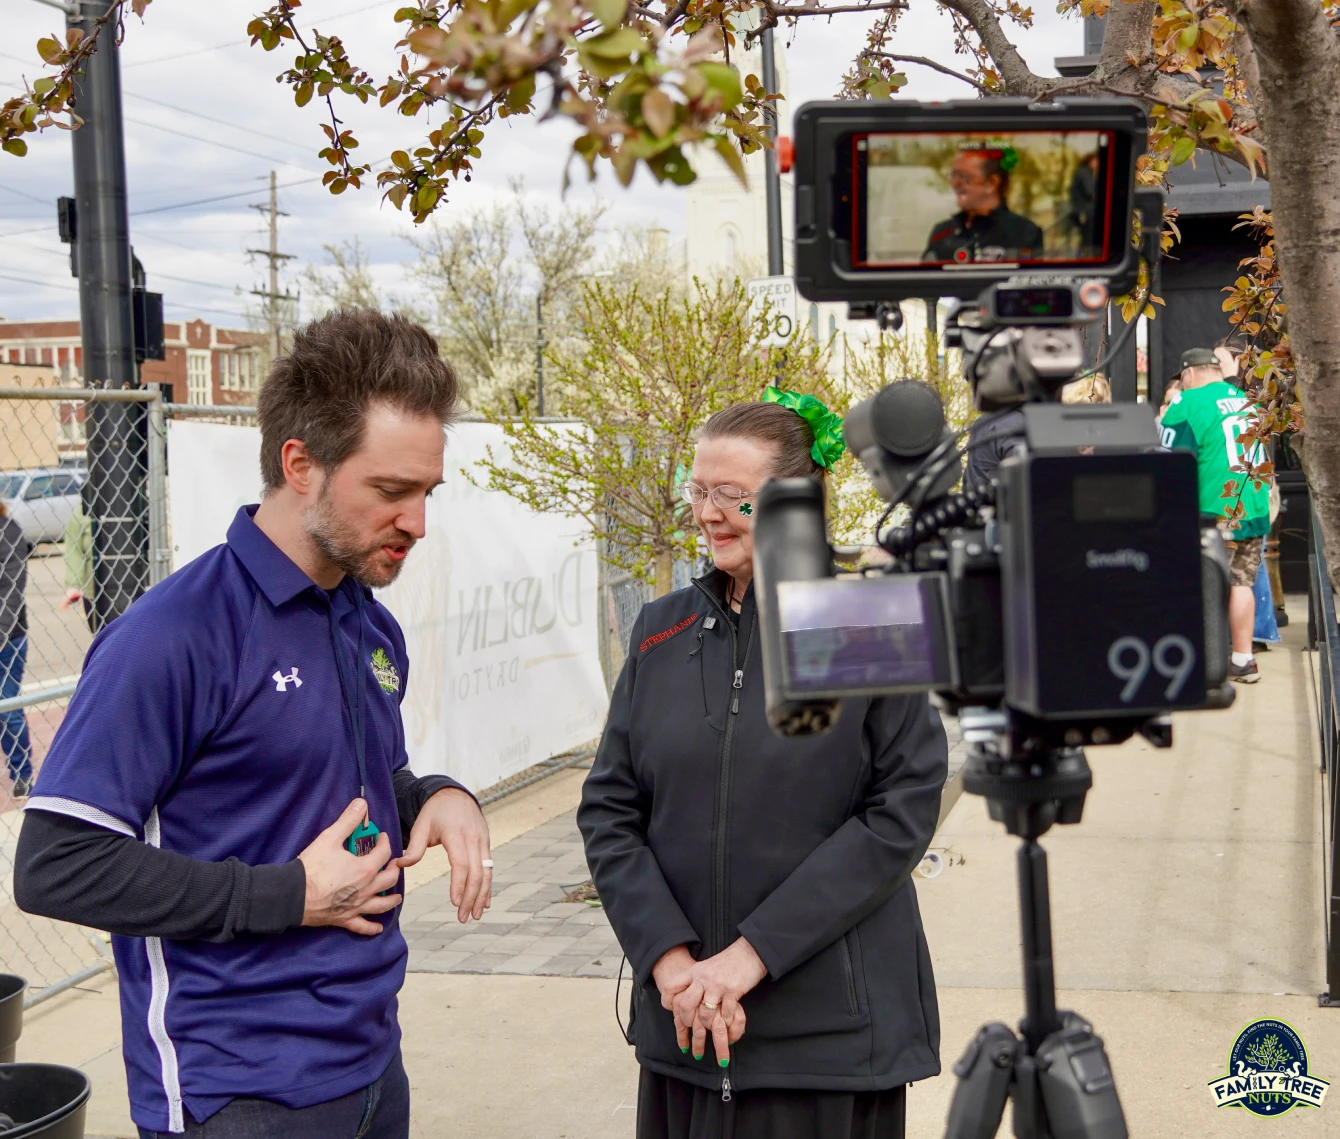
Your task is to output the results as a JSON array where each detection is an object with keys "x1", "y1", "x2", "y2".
[
  {"x1": 298, "y1": 798, "x2": 402, "y2": 936},
  {"x1": 396, "y1": 787, "x2": 492, "y2": 922},
  {"x1": 59, "y1": 588, "x2": 82, "y2": 611}
]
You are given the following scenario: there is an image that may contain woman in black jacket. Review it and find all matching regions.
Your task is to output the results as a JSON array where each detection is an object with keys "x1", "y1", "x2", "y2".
[{"x1": 578, "y1": 392, "x2": 949, "y2": 1139}]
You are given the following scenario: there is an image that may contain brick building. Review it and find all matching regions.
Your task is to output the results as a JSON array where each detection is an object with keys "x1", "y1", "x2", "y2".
[{"x1": 0, "y1": 317, "x2": 264, "y2": 407}]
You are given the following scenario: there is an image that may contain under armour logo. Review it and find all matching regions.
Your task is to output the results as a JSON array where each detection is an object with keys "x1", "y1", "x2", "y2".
[{"x1": 273, "y1": 668, "x2": 302, "y2": 692}]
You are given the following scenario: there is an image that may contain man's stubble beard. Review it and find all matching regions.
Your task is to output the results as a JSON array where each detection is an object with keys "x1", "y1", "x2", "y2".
[{"x1": 304, "y1": 485, "x2": 414, "y2": 589}]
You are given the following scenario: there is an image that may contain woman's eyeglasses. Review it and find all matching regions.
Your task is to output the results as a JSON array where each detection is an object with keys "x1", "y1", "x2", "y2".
[{"x1": 678, "y1": 482, "x2": 756, "y2": 510}]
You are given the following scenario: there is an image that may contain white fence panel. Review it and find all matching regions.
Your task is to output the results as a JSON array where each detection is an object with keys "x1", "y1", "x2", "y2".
[{"x1": 167, "y1": 419, "x2": 607, "y2": 791}]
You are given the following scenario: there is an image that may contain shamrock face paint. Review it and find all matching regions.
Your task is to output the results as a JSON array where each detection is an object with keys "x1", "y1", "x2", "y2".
[{"x1": 738, "y1": 502, "x2": 753, "y2": 516}]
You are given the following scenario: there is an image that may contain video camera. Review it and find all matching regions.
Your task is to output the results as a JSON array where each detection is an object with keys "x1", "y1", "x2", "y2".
[
  {"x1": 751, "y1": 99, "x2": 1235, "y2": 1139},
  {"x1": 755, "y1": 97, "x2": 1232, "y2": 744}
]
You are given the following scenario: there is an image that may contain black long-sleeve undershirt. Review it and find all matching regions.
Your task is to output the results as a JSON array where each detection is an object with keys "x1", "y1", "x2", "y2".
[{"x1": 13, "y1": 769, "x2": 471, "y2": 942}]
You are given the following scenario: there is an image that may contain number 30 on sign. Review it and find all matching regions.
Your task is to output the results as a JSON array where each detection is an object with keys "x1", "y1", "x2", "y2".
[{"x1": 746, "y1": 276, "x2": 798, "y2": 348}]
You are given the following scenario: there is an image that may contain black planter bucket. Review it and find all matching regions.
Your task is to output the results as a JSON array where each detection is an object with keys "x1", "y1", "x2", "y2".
[
  {"x1": 0, "y1": 1064, "x2": 90, "y2": 1138},
  {"x1": 0, "y1": 978, "x2": 23, "y2": 1065}
]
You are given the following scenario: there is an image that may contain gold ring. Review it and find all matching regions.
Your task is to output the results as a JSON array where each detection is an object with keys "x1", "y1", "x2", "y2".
[{"x1": 703, "y1": 1000, "x2": 718, "y2": 1010}]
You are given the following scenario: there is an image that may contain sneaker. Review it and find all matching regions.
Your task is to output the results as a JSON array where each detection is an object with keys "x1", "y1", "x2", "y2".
[
  {"x1": 1230, "y1": 659, "x2": 1261, "y2": 684},
  {"x1": 9, "y1": 776, "x2": 30, "y2": 799},
  {"x1": 1253, "y1": 640, "x2": 1271, "y2": 653}
]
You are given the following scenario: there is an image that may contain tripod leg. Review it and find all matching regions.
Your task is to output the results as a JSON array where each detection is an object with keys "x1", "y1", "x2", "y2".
[
  {"x1": 1018, "y1": 840, "x2": 1060, "y2": 1052},
  {"x1": 945, "y1": 1023, "x2": 1019, "y2": 1139},
  {"x1": 1034, "y1": 1013, "x2": 1128, "y2": 1139}
]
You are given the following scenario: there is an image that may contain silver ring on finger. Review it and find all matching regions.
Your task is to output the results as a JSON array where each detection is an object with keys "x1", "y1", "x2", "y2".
[{"x1": 481, "y1": 859, "x2": 494, "y2": 868}]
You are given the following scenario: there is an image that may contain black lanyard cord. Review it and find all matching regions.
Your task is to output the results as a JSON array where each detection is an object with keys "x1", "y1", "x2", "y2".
[{"x1": 326, "y1": 583, "x2": 368, "y2": 799}]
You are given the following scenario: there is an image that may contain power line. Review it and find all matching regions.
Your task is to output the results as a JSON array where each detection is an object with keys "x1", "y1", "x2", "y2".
[
  {"x1": 123, "y1": 91, "x2": 312, "y2": 154},
  {"x1": 162, "y1": 300, "x2": 253, "y2": 322},
  {"x1": 0, "y1": 183, "x2": 50, "y2": 206},
  {"x1": 128, "y1": 177, "x2": 314, "y2": 218},
  {"x1": 121, "y1": 1, "x2": 391, "y2": 69},
  {"x1": 152, "y1": 270, "x2": 243, "y2": 294},
  {"x1": 0, "y1": 224, "x2": 57, "y2": 239},
  {"x1": 124, "y1": 115, "x2": 313, "y2": 169},
  {"x1": 0, "y1": 271, "x2": 78, "y2": 293}
]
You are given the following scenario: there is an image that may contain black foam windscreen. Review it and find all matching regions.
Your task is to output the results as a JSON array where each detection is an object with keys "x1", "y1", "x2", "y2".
[{"x1": 846, "y1": 380, "x2": 946, "y2": 461}]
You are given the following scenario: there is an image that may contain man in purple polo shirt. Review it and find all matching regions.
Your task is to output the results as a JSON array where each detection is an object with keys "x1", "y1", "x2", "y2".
[{"x1": 14, "y1": 310, "x2": 492, "y2": 1138}]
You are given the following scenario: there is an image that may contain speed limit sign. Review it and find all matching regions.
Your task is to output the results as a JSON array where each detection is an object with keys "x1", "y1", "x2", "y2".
[{"x1": 746, "y1": 276, "x2": 798, "y2": 347}]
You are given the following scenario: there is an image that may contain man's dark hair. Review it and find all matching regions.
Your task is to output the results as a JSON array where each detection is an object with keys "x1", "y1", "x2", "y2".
[{"x1": 258, "y1": 309, "x2": 458, "y2": 491}]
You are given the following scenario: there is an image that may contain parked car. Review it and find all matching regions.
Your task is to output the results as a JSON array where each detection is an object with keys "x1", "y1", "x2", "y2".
[{"x1": 0, "y1": 468, "x2": 87, "y2": 544}]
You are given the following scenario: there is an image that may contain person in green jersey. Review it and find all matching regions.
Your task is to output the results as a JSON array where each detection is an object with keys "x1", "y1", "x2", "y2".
[{"x1": 1159, "y1": 347, "x2": 1271, "y2": 684}]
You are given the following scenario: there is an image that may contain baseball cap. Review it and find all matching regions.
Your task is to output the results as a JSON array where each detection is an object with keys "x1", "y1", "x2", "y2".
[{"x1": 1180, "y1": 347, "x2": 1218, "y2": 369}]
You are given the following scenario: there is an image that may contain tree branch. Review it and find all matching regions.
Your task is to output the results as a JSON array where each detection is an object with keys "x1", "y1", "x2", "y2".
[
  {"x1": 759, "y1": 0, "x2": 909, "y2": 24},
  {"x1": 1095, "y1": 0, "x2": 1157, "y2": 79},
  {"x1": 867, "y1": 51, "x2": 988, "y2": 91},
  {"x1": 935, "y1": 0, "x2": 1049, "y2": 96}
]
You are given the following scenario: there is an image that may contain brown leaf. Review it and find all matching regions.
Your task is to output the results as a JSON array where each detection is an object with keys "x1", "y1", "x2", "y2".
[{"x1": 641, "y1": 87, "x2": 673, "y2": 137}]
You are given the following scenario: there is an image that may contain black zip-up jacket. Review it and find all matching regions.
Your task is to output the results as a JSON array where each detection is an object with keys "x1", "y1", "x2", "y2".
[{"x1": 578, "y1": 570, "x2": 949, "y2": 1096}]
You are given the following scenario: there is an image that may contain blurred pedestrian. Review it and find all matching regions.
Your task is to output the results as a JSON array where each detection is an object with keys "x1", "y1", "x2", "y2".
[
  {"x1": 1061, "y1": 373, "x2": 1111, "y2": 403},
  {"x1": 581, "y1": 388, "x2": 948, "y2": 1139},
  {"x1": 0, "y1": 501, "x2": 31, "y2": 799},
  {"x1": 1214, "y1": 337, "x2": 1245, "y2": 390},
  {"x1": 1159, "y1": 347, "x2": 1271, "y2": 683},
  {"x1": 1158, "y1": 377, "x2": 1182, "y2": 422},
  {"x1": 60, "y1": 500, "x2": 96, "y2": 633},
  {"x1": 15, "y1": 310, "x2": 492, "y2": 1139}
]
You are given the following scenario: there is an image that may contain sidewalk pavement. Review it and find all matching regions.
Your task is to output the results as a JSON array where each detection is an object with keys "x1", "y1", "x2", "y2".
[{"x1": 14, "y1": 606, "x2": 1337, "y2": 1137}]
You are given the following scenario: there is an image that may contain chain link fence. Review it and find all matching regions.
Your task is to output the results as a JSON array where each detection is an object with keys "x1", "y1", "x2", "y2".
[
  {"x1": 0, "y1": 384, "x2": 166, "y2": 1005},
  {"x1": 0, "y1": 393, "x2": 683, "y2": 1003}
]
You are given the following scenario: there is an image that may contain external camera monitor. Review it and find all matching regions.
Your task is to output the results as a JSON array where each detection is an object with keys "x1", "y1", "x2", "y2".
[
  {"x1": 776, "y1": 573, "x2": 956, "y2": 698},
  {"x1": 791, "y1": 99, "x2": 1147, "y2": 302}
]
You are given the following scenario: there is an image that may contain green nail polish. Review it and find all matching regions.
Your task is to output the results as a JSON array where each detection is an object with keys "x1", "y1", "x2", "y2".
[
  {"x1": 680, "y1": 1047, "x2": 688, "y2": 1054},
  {"x1": 719, "y1": 1058, "x2": 730, "y2": 1068},
  {"x1": 694, "y1": 1053, "x2": 703, "y2": 1061}
]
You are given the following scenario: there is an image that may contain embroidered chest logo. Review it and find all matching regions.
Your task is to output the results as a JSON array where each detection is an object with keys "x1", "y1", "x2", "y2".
[
  {"x1": 272, "y1": 668, "x2": 302, "y2": 692},
  {"x1": 370, "y1": 648, "x2": 401, "y2": 694},
  {"x1": 640, "y1": 614, "x2": 698, "y2": 654}
]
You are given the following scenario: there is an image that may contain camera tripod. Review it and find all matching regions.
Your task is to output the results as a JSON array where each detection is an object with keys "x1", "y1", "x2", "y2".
[{"x1": 944, "y1": 723, "x2": 1128, "y2": 1139}]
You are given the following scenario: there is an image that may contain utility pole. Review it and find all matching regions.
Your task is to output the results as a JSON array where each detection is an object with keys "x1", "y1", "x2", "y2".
[
  {"x1": 249, "y1": 171, "x2": 297, "y2": 363},
  {"x1": 760, "y1": 24, "x2": 784, "y2": 277},
  {"x1": 60, "y1": 0, "x2": 146, "y2": 628},
  {"x1": 535, "y1": 293, "x2": 545, "y2": 417}
]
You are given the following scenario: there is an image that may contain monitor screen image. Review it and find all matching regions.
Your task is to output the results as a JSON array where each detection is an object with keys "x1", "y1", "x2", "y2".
[
  {"x1": 852, "y1": 129, "x2": 1115, "y2": 269},
  {"x1": 777, "y1": 576, "x2": 949, "y2": 694}
]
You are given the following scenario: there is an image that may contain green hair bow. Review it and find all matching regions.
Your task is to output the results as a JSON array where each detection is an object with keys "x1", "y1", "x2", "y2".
[{"x1": 762, "y1": 386, "x2": 846, "y2": 470}]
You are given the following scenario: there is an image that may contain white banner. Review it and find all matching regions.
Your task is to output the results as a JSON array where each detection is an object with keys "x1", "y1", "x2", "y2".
[{"x1": 166, "y1": 419, "x2": 608, "y2": 792}]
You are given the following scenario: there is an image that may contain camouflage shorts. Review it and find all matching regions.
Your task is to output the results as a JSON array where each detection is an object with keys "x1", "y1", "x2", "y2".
[{"x1": 1225, "y1": 538, "x2": 1264, "y2": 589}]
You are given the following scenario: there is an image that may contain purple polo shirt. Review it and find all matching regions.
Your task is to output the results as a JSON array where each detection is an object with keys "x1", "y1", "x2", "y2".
[{"x1": 28, "y1": 507, "x2": 412, "y2": 1133}]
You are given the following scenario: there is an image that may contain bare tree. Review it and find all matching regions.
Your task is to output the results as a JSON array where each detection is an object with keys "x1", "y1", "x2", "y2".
[
  {"x1": 408, "y1": 188, "x2": 607, "y2": 410},
  {"x1": 301, "y1": 238, "x2": 383, "y2": 314}
]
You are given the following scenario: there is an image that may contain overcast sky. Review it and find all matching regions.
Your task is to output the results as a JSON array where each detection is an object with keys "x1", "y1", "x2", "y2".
[{"x1": 0, "y1": 0, "x2": 1086, "y2": 328}]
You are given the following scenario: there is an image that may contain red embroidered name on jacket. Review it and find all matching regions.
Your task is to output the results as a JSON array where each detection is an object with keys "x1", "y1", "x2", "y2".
[{"x1": 640, "y1": 614, "x2": 698, "y2": 654}]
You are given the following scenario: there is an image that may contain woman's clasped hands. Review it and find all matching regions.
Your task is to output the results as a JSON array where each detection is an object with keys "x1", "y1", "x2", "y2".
[{"x1": 651, "y1": 938, "x2": 769, "y2": 1068}]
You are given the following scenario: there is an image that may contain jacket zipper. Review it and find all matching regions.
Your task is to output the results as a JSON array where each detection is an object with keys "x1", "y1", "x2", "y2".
[
  {"x1": 693, "y1": 578, "x2": 757, "y2": 1098},
  {"x1": 838, "y1": 934, "x2": 859, "y2": 1016},
  {"x1": 691, "y1": 580, "x2": 755, "y2": 959}
]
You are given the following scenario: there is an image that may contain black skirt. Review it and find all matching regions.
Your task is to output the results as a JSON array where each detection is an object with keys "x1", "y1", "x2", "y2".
[{"x1": 636, "y1": 1067, "x2": 907, "y2": 1139}]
